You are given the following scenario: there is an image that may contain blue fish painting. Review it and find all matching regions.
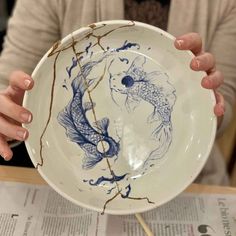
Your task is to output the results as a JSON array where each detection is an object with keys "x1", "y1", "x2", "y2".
[
  {"x1": 109, "y1": 55, "x2": 176, "y2": 167},
  {"x1": 58, "y1": 57, "x2": 120, "y2": 169},
  {"x1": 50, "y1": 23, "x2": 155, "y2": 213}
]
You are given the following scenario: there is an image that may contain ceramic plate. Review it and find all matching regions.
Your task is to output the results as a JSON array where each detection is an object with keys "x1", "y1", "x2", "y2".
[{"x1": 23, "y1": 20, "x2": 216, "y2": 215}]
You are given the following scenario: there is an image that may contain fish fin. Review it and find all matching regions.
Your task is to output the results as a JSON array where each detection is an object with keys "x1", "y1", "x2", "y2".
[
  {"x1": 145, "y1": 71, "x2": 162, "y2": 83},
  {"x1": 125, "y1": 95, "x2": 141, "y2": 112},
  {"x1": 86, "y1": 78, "x2": 94, "y2": 87},
  {"x1": 151, "y1": 123, "x2": 172, "y2": 153},
  {"x1": 143, "y1": 123, "x2": 172, "y2": 167},
  {"x1": 146, "y1": 72, "x2": 175, "y2": 97},
  {"x1": 71, "y1": 77, "x2": 94, "y2": 94},
  {"x1": 127, "y1": 56, "x2": 146, "y2": 79},
  {"x1": 128, "y1": 56, "x2": 146, "y2": 71},
  {"x1": 147, "y1": 107, "x2": 161, "y2": 123},
  {"x1": 83, "y1": 102, "x2": 96, "y2": 112},
  {"x1": 93, "y1": 118, "x2": 109, "y2": 134},
  {"x1": 82, "y1": 153, "x2": 103, "y2": 169},
  {"x1": 57, "y1": 104, "x2": 86, "y2": 145}
]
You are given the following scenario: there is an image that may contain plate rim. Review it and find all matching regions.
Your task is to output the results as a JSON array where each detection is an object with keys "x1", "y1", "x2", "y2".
[{"x1": 23, "y1": 20, "x2": 217, "y2": 215}]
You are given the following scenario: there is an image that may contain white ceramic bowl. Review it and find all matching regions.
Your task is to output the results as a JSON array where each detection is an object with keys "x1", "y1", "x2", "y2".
[{"x1": 23, "y1": 20, "x2": 216, "y2": 215}]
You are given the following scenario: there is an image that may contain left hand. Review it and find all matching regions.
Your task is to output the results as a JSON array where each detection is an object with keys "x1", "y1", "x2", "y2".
[{"x1": 174, "y1": 33, "x2": 225, "y2": 120}]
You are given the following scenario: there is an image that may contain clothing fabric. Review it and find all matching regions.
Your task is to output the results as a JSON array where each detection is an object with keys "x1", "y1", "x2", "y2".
[
  {"x1": 125, "y1": 0, "x2": 170, "y2": 30},
  {"x1": 1, "y1": 0, "x2": 236, "y2": 185}
]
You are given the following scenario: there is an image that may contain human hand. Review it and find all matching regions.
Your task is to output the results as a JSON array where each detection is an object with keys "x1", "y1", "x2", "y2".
[
  {"x1": 0, "y1": 71, "x2": 34, "y2": 160},
  {"x1": 174, "y1": 33, "x2": 224, "y2": 120}
]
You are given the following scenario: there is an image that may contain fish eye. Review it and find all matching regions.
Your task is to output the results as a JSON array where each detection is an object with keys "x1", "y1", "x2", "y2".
[{"x1": 121, "y1": 75, "x2": 134, "y2": 87}]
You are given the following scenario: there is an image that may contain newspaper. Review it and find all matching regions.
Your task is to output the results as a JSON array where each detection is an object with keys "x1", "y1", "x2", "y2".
[
  {"x1": 106, "y1": 194, "x2": 236, "y2": 236},
  {"x1": 0, "y1": 181, "x2": 236, "y2": 236}
]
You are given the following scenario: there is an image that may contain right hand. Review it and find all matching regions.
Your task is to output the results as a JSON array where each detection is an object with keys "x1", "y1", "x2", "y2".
[{"x1": 0, "y1": 71, "x2": 34, "y2": 161}]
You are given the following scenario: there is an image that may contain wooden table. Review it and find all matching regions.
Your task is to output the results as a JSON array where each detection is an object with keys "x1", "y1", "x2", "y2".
[{"x1": 1, "y1": 165, "x2": 236, "y2": 195}]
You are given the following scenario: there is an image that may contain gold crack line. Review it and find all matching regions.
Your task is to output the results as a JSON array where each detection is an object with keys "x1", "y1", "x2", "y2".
[{"x1": 37, "y1": 50, "x2": 61, "y2": 168}]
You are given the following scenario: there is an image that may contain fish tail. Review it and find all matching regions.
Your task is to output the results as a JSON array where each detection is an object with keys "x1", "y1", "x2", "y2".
[
  {"x1": 82, "y1": 152, "x2": 103, "y2": 169},
  {"x1": 153, "y1": 122, "x2": 172, "y2": 155},
  {"x1": 144, "y1": 122, "x2": 172, "y2": 167},
  {"x1": 57, "y1": 102, "x2": 86, "y2": 145}
]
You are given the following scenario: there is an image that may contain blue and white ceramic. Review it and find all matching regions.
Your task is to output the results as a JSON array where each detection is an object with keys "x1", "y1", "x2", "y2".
[{"x1": 23, "y1": 20, "x2": 216, "y2": 215}]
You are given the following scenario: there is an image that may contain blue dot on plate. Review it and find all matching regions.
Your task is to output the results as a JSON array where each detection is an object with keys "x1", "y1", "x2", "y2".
[{"x1": 121, "y1": 75, "x2": 134, "y2": 87}]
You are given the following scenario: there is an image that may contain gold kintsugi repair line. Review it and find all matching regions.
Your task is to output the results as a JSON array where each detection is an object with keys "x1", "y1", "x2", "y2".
[
  {"x1": 36, "y1": 22, "x2": 120, "y2": 167},
  {"x1": 38, "y1": 22, "x2": 154, "y2": 213},
  {"x1": 47, "y1": 40, "x2": 72, "y2": 57},
  {"x1": 46, "y1": 21, "x2": 135, "y2": 59},
  {"x1": 124, "y1": 196, "x2": 154, "y2": 203},
  {"x1": 91, "y1": 21, "x2": 135, "y2": 51},
  {"x1": 71, "y1": 24, "x2": 154, "y2": 214},
  {"x1": 71, "y1": 36, "x2": 123, "y2": 212},
  {"x1": 71, "y1": 37, "x2": 118, "y2": 178},
  {"x1": 48, "y1": 24, "x2": 107, "y2": 57},
  {"x1": 89, "y1": 64, "x2": 107, "y2": 92},
  {"x1": 37, "y1": 46, "x2": 61, "y2": 168},
  {"x1": 101, "y1": 189, "x2": 122, "y2": 214},
  {"x1": 72, "y1": 35, "x2": 154, "y2": 214}
]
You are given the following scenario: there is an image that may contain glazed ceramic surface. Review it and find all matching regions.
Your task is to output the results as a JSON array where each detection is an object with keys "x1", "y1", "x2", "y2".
[{"x1": 23, "y1": 20, "x2": 216, "y2": 215}]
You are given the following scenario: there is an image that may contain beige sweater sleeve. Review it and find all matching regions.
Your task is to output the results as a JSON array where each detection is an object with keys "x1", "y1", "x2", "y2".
[
  {"x1": 0, "y1": 0, "x2": 60, "y2": 90},
  {"x1": 208, "y1": 1, "x2": 236, "y2": 135},
  {"x1": 168, "y1": 0, "x2": 236, "y2": 136}
]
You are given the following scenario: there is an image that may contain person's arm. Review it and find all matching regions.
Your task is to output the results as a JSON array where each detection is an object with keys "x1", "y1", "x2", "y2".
[
  {"x1": 0, "y1": 0, "x2": 60, "y2": 90},
  {"x1": 206, "y1": 1, "x2": 236, "y2": 135},
  {"x1": 0, "y1": 0, "x2": 60, "y2": 159}
]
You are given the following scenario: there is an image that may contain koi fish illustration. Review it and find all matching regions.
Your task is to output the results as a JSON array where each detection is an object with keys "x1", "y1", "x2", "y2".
[
  {"x1": 109, "y1": 55, "x2": 176, "y2": 167},
  {"x1": 58, "y1": 57, "x2": 120, "y2": 169}
]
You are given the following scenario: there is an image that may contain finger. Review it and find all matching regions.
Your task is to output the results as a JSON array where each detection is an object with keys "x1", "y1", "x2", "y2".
[
  {"x1": 214, "y1": 91, "x2": 225, "y2": 117},
  {"x1": 190, "y1": 52, "x2": 215, "y2": 72},
  {"x1": 0, "y1": 116, "x2": 29, "y2": 141},
  {"x1": 201, "y1": 70, "x2": 224, "y2": 90},
  {"x1": 0, "y1": 94, "x2": 32, "y2": 124},
  {"x1": 0, "y1": 136, "x2": 13, "y2": 161},
  {"x1": 9, "y1": 71, "x2": 34, "y2": 90},
  {"x1": 6, "y1": 71, "x2": 34, "y2": 100},
  {"x1": 174, "y1": 32, "x2": 203, "y2": 55}
]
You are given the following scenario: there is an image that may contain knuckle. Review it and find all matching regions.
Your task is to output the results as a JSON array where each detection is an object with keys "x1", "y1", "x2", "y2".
[
  {"x1": 192, "y1": 32, "x2": 202, "y2": 43},
  {"x1": 0, "y1": 94, "x2": 8, "y2": 110},
  {"x1": 9, "y1": 71, "x2": 28, "y2": 87},
  {"x1": 207, "y1": 53, "x2": 215, "y2": 64},
  {"x1": 0, "y1": 113, "x2": 30, "y2": 142},
  {"x1": 0, "y1": 93, "x2": 4, "y2": 101},
  {"x1": 8, "y1": 104, "x2": 20, "y2": 118},
  {"x1": 3, "y1": 126, "x2": 25, "y2": 141},
  {"x1": 216, "y1": 70, "x2": 224, "y2": 82},
  {"x1": 211, "y1": 71, "x2": 223, "y2": 85},
  {"x1": 202, "y1": 52, "x2": 214, "y2": 64},
  {"x1": 9, "y1": 71, "x2": 20, "y2": 83}
]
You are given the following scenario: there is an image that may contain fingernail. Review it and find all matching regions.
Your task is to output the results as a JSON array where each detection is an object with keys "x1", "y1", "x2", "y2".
[
  {"x1": 20, "y1": 112, "x2": 32, "y2": 123},
  {"x1": 16, "y1": 130, "x2": 27, "y2": 140},
  {"x1": 176, "y1": 39, "x2": 184, "y2": 48},
  {"x1": 24, "y1": 79, "x2": 31, "y2": 88},
  {"x1": 194, "y1": 59, "x2": 200, "y2": 69},
  {"x1": 1, "y1": 153, "x2": 10, "y2": 161}
]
